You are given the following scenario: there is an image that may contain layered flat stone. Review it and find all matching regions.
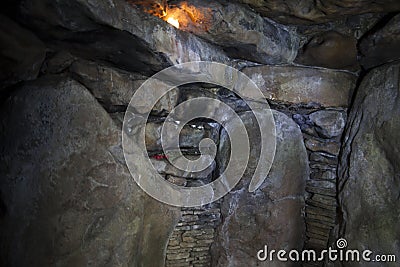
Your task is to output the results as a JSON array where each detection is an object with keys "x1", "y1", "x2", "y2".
[
  {"x1": 70, "y1": 59, "x2": 179, "y2": 113},
  {"x1": 242, "y1": 65, "x2": 357, "y2": 107},
  {"x1": 145, "y1": 121, "x2": 220, "y2": 152}
]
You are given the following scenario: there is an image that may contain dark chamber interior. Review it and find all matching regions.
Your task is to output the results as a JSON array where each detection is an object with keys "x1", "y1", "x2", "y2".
[{"x1": 0, "y1": 0, "x2": 399, "y2": 266}]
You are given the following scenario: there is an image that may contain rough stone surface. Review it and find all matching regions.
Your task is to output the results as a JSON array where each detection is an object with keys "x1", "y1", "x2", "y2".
[
  {"x1": 211, "y1": 111, "x2": 308, "y2": 267},
  {"x1": 359, "y1": 14, "x2": 400, "y2": 69},
  {"x1": 145, "y1": 121, "x2": 219, "y2": 152},
  {"x1": 2, "y1": 1, "x2": 398, "y2": 266},
  {"x1": 338, "y1": 61, "x2": 400, "y2": 264},
  {"x1": 295, "y1": 31, "x2": 358, "y2": 70},
  {"x1": 70, "y1": 59, "x2": 178, "y2": 113},
  {"x1": 305, "y1": 138, "x2": 340, "y2": 156},
  {"x1": 0, "y1": 76, "x2": 180, "y2": 267},
  {"x1": 168, "y1": 0, "x2": 300, "y2": 65},
  {"x1": 19, "y1": 0, "x2": 230, "y2": 75},
  {"x1": 242, "y1": 65, "x2": 357, "y2": 107},
  {"x1": 290, "y1": 105, "x2": 343, "y2": 259},
  {"x1": 166, "y1": 204, "x2": 221, "y2": 267},
  {"x1": 234, "y1": 0, "x2": 400, "y2": 24},
  {"x1": 43, "y1": 50, "x2": 77, "y2": 74},
  {"x1": 0, "y1": 14, "x2": 46, "y2": 90},
  {"x1": 150, "y1": 155, "x2": 215, "y2": 180},
  {"x1": 308, "y1": 110, "x2": 346, "y2": 138},
  {"x1": 70, "y1": 59, "x2": 147, "y2": 106}
]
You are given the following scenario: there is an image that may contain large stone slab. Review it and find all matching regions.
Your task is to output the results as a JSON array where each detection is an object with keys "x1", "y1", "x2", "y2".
[
  {"x1": 162, "y1": 0, "x2": 299, "y2": 64},
  {"x1": 242, "y1": 65, "x2": 357, "y2": 107},
  {"x1": 211, "y1": 111, "x2": 308, "y2": 267},
  {"x1": 234, "y1": 0, "x2": 400, "y2": 24},
  {"x1": 70, "y1": 59, "x2": 148, "y2": 106},
  {"x1": 19, "y1": 0, "x2": 230, "y2": 75},
  {"x1": 0, "y1": 76, "x2": 180, "y2": 267},
  {"x1": 338, "y1": 61, "x2": 400, "y2": 265},
  {"x1": 70, "y1": 59, "x2": 179, "y2": 113}
]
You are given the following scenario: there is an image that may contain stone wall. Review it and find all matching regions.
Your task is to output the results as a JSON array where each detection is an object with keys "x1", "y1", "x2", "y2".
[
  {"x1": 0, "y1": 51, "x2": 354, "y2": 267},
  {"x1": 159, "y1": 88, "x2": 347, "y2": 267},
  {"x1": 146, "y1": 92, "x2": 222, "y2": 267},
  {"x1": 166, "y1": 204, "x2": 221, "y2": 267},
  {"x1": 2, "y1": 1, "x2": 399, "y2": 266},
  {"x1": 291, "y1": 106, "x2": 346, "y2": 265}
]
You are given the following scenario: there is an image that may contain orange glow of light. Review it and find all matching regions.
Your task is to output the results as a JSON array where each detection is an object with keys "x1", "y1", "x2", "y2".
[
  {"x1": 162, "y1": 3, "x2": 205, "y2": 30},
  {"x1": 128, "y1": 1, "x2": 210, "y2": 31},
  {"x1": 166, "y1": 16, "x2": 180, "y2": 28}
]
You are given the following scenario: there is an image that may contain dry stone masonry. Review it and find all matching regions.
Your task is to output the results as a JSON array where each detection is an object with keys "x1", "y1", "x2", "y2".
[
  {"x1": 157, "y1": 86, "x2": 347, "y2": 267},
  {"x1": 166, "y1": 204, "x2": 221, "y2": 267},
  {"x1": 294, "y1": 108, "x2": 346, "y2": 262}
]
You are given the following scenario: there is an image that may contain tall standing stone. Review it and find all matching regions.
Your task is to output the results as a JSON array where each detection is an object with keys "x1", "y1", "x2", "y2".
[
  {"x1": 0, "y1": 76, "x2": 180, "y2": 267},
  {"x1": 338, "y1": 61, "x2": 400, "y2": 265},
  {"x1": 212, "y1": 111, "x2": 309, "y2": 267}
]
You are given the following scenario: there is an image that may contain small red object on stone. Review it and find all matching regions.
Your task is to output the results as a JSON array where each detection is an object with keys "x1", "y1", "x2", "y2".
[{"x1": 151, "y1": 154, "x2": 168, "y2": 160}]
